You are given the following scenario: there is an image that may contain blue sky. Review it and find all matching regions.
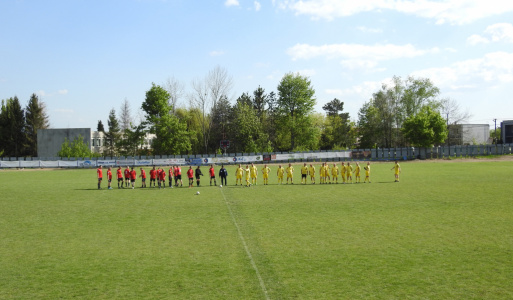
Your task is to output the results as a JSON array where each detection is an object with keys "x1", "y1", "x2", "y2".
[{"x1": 1, "y1": 0, "x2": 512, "y2": 130}]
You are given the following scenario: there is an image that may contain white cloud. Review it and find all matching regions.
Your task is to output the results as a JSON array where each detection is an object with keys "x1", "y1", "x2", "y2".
[
  {"x1": 411, "y1": 51, "x2": 513, "y2": 90},
  {"x1": 254, "y1": 1, "x2": 261, "y2": 11},
  {"x1": 467, "y1": 34, "x2": 489, "y2": 45},
  {"x1": 468, "y1": 23, "x2": 513, "y2": 45},
  {"x1": 58, "y1": 89, "x2": 68, "y2": 95},
  {"x1": 287, "y1": 43, "x2": 438, "y2": 71},
  {"x1": 209, "y1": 50, "x2": 225, "y2": 56},
  {"x1": 275, "y1": 0, "x2": 513, "y2": 25},
  {"x1": 484, "y1": 23, "x2": 513, "y2": 43},
  {"x1": 225, "y1": 0, "x2": 239, "y2": 7}
]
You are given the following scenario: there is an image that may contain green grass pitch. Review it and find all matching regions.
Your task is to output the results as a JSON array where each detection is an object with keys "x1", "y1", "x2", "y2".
[{"x1": 1, "y1": 161, "x2": 512, "y2": 299}]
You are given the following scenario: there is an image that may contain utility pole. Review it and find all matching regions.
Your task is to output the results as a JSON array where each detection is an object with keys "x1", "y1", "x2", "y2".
[
  {"x1": 446, "y1": 113, "x2": 450, "y2": 156},
  {"x1": 493, "y1": 118, "x2": 497, "y2": 147}
]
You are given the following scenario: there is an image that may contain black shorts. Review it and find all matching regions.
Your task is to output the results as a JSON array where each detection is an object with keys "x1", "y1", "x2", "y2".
[
  {"x1": 98, "y1": 178, "x2": 102, "y2": 181},
  {"x1": 210, "y1": 176, "x2": 216, "y2": 179},
  {"x1": 150, "y1": 178, "x2": 155, "y2": 182},
  {"x1": 195, "y1": 175, "x2": 201, "y2": 180},
  {"x1": 131, "y1": 179, "x2": 135, "y2": 183},
  {"x1": 302, "y1": 174, "x2": 307, "y2": 179},
  {"x1": 108, "y1": 179, "x2": 112, "y2": 183},
  {"x1": 118, "y1": 178, "x2": 123, "y2": 182},
  {"x1": 125, "y1": 177, "x2": 130, "y2": 181},
  {"x1": 176, "y1": 175, "x2": 182, "y2": 180},
  {"x1": 142, "y1": 178, "x2": 146, "y2": 182}
]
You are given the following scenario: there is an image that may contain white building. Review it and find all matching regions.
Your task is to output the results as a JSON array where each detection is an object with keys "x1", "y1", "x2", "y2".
[{"x1": 448, "y1": 124, "x2": 490, "y2": 145}]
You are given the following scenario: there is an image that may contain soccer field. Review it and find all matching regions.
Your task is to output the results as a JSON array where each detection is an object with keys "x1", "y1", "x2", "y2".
[{"x1": 1, "y1": 160, "x2": 512, "y2": 299}]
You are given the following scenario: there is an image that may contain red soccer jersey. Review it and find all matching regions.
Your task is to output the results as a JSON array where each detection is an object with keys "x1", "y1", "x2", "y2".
[
  {"x1": 124, "y1": 168, "x2": 130, "y2": 178},
  {"x1": 97, "y1": 168, "x2": 103, "y2": 178},
  {"x1": 107, "y1": 170, "x2": 112, "y2": 180},
  {"x1": 168, "y1": 169, "x2": 173, "y2": 178},
  {"x1": 187, "y1": 168, "x2": 194, "y2": 179},
  {"x1": 159, "y1": 170, "x2": 166, "y2": 181},
  {"x1": 130, "y1": 170, "x2": 136, "y2": 180},
  {"x1": 150, "y1": 169, "x2": 156, "y2": 179},
  {"x1": 209, "y1": 167, "x2": 215, "y2": 177},
  {"x1": 141, "y1": 169, "x2": 146, "y2": 179},
  {"x1": 175, "y1": 167, "x2": 182, "y2": 176},
  {"x1": 117, "y1": 169, "x2": 123, "y2": 179}
]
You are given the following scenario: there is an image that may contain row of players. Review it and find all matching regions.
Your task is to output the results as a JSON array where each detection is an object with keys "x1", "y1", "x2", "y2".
[{"x1": 96, "y1": 162, "x2": 402, "y2": 189}]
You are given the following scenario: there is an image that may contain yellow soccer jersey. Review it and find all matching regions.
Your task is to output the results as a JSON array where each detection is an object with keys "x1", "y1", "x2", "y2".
[
  {"x1": 365, "y1": 165, "x2": 370, "y2": 176},
  {"x1": 245, "y1": 168, "x2": 250, "y2": 180},
  {"x1": 320, "y1": 166, "x2": 325, "y2": 176},
  {"x1": 277, "y1": 167, "x2": 285, "y2": 177},
  {"x1": 286, "y1": 166, "x2": 294, "y2": 175},
  {"x1": 301, "y1": 166, "x2": 308, "y2": 175},
  {"x1": 250, "y1": 166, "x2": 258, "y2": 177},
  {"x1": 331, "y1": 166, "x2": 339, "y2": 176},
  {"x1": 236, "y1": 167, "x2": 244, "y2": 178},
  {"x1": 346, "y1": 165, "x2": 353, "y2": 174},
  {"x1": 394, "y1": 163, "x2": 401, "y2": 174},
  {"x1": 341, "y1": 165, "x2": 346, "y2": 174},
  {"x1": 309, "y1": 166, "x2": 315, "y2": 176},
  {"x1": 354, "y1": 165, "x2": 361, "y2": 175},
  {"x1": 262, "y1": 166, "x2": 270, "y2": 175}
]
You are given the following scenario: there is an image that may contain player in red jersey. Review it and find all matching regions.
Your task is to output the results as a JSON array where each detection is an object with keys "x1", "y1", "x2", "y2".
[
  {"x1": 130, "y1": 167, "x2": 137, "y2": 189},
  {"x1": 107, "y1": 167, "x2": 113, "y2": 189},
  {"x1": 174, "y1": 165, "x2": 183, "y2": 187},
  {"x1": 168, "y1": 166, "x2": 174, "y2": 188},
  {"x1": 209, "y1": 164, "x2": 217, "y2": 186},
  {"x1": 139, "y1": 168, "x2": 147, "y2": 188},
  {"x1": 124, "y1": 166, "x2": 131, "y2": 187},
  {"x1": 149, "y1": 166, "x2": 157, "y2": 188},
  {"x1": 186, "y1": 166, "x2": 194, "y2": 188},
  {"x1": 97, "y1": 165, "x2": 103, "y2": 189},
  {"x1": 116, "y1": 166, "x2": 123, "y2": 189},
  {"x1": 158, "y1": 167, "x2": 166, "y2": 189}
]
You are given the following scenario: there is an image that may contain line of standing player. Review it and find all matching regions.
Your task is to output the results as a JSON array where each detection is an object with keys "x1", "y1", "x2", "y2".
[{"x1": 96, "y1": 161, "x2": 401, "y2": 189}]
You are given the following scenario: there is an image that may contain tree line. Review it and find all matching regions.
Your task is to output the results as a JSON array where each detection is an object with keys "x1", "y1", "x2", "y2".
[
  {"x1": 100, "y1": 68, "x2": 455, "y2": 157},
  {"x1": 2, "y1": 67, "x2": 463, "y2": 158},
  {"x1": 0, "y1": 94, "x2": 50, "y2": 157}
]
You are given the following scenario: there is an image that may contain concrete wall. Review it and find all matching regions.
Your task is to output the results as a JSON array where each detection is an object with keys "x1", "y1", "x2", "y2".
[
  {"x1": 37, "y1": 128, "x2": 91, "y2": 157},
  {"x1": 461, "y1": 124, "x2": 490, "y2": 145}
]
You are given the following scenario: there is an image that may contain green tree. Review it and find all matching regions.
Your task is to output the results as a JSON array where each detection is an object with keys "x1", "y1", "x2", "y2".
[
  {"x1": 357, "y1": 101, "x2": 382, "y2": 149},
  {"x1": 0, "y1": 97, "x2": 26, "y2": 157},
  {"x1": 402, "y1": 106, "x2": 448, "y2": 147},
  {"x1": 24, "y1": 93, "x2": 50, "y2": 157},
  {"x1": 57, "y1": 134, "x2": 97, "y2": 158},
  {"x1": 105, "y1": 108, "x2": 121, "y2": 156},
  {"x1": 232, "y1": 101, "x2": 269, "y2": 153},
  {"x1": 276, "y1": 72, "x2": 317, "y2": 151},
  {"x1": 142, "y1": 83, "x2": 191, "y2": 155},
  {"x1": 321, "y1": 98, "x2": 351, "y2": 149},
  {"x1": 118, "y1": 122, "x2": 147, "y2": 157},
  {"x1": 97, "y1": 120, "x2": 105, "y2": 132}
]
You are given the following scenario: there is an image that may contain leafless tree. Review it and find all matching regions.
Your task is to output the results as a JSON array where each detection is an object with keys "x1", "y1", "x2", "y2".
[
  {"x1": 189, "y1": 66, "x2": 233, "y2": 153},
  {"x1": 165, "y1": 76, "x2": 185, "y2": 115},
  {"x1": 119, "y1": 98, "x2": 133, "y2": 131},
  {"x1": 441, "y1": 98, "x2": 472, "y2": 125}
]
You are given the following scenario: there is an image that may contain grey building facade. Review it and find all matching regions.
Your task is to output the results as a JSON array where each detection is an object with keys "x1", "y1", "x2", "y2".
[
  {"x1": 37, "y1": 128, "x2": 91, "y2": 158},
  {"x1": 501, "y1": 120, "x2": 513, "y2": 144}
]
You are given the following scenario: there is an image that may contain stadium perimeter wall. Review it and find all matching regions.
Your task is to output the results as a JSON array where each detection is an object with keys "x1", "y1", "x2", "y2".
[{"x1": 1, "y1": 144, "x2": 513, "y2": 168}]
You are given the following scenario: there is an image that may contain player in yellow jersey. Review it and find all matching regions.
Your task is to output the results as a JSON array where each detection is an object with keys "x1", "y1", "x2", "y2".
[
  {"x1": 340, "y1": 162, "x2": 347, "y2": 183},
  {"x1": 391, "y1": 161, "x2": 401, "y2": 182},
  {"x1": 286, "y1": 163, "x2": 294, "y2": 184},
  {"x1": 300, "y1": 163, "x2": 308, "y2": 184},
  {"x1": 277, "y1": 164, "x2": 285, "y2": 184},
  {"x1": 309, "y1": 164, "x2": 316, "y2": 184},
  {"x1": 250, "y1": 163, "x2": 258, "y2": 185},
  {"x1": 244, "y1": 165, "x2": 251, "y2": 187},
  {"x1": 346, "y1": 162, "x2": 353, "y2": 183},
  {"x1": 235, "y1": 164, "x2": 244, "y2": 185},
  {"x1": 324, "y1": 162, "x2": 331, "y2": 184},
  {"x1": 364, "y1": 162, "x2": 371, "y2": 183},
  {"x1": 354, "y1": 162, "x2": 361, "y2": 183},
  {"x1": 319, "y1": 162, "x2": 325, "y2": 184},
  {"x1": 261, "y1": 164, "x2": 271, "y2": 185},
  {"x1": 331, "y1": 163, "x2": 339, "y2": 183}
]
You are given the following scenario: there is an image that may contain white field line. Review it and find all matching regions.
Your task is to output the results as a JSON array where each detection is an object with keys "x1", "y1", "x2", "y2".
[{"x1": 220, "y1": 188, "x2": 270, "y2": 300}]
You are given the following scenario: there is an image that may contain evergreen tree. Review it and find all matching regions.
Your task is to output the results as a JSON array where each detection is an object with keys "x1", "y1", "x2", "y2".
[
  {"x1": 0, "y1": 97, "x2": 26, "y2": 157},
  {"x1": 24, "y1": 93, "x2": 50, "y2": 157},
  {"x1": 97, "y1": 120, "x2": 105, "y2": 132},
  {"x1": 105, "y1": 108, "x2": 121, "y2": 156}
]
